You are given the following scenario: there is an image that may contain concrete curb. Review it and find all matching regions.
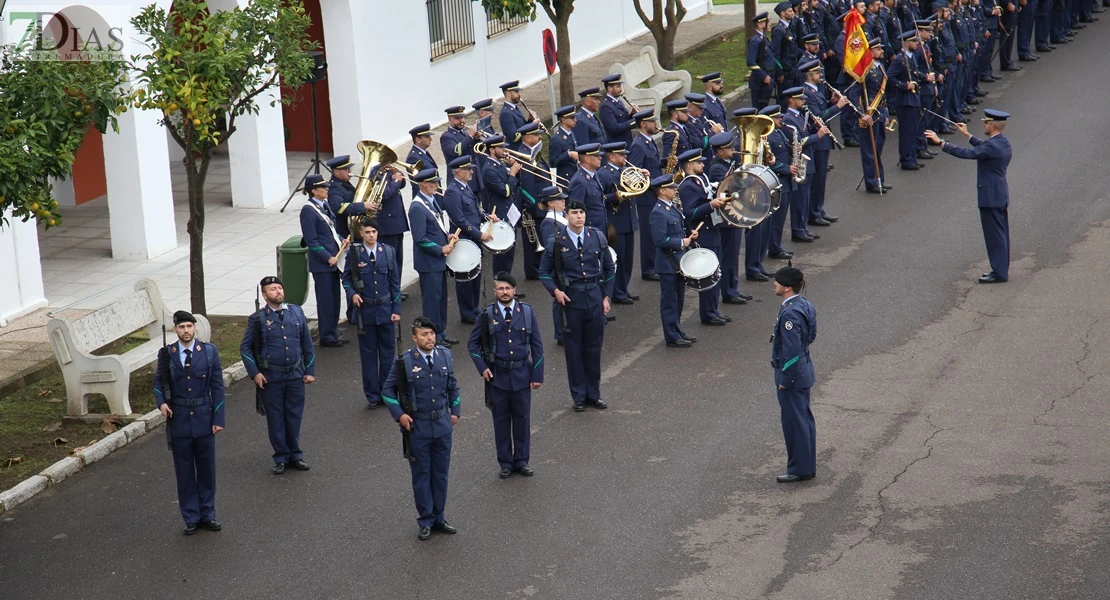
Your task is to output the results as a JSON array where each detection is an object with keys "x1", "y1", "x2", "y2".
[{"x1": 0, "y1": 320, "x2": 319, "y2": 515}]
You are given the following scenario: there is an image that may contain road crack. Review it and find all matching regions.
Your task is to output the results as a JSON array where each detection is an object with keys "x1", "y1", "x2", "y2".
[{"x1": 1034, "y1": 317, "x2": 1099, "y2": 425}]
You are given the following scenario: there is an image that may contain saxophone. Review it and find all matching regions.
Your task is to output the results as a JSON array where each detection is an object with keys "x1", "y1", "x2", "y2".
[
  {"x1": 663, "y1": 128, "x2": 680, "y2": 174},
  {"x1": 786, "y1": 124, "x2": 809, "y2": 184}
]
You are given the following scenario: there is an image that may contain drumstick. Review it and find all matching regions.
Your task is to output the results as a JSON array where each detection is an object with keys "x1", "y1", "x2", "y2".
[
  {"x1": 332, "y1": 236, "x2": 351, "y2": 263},
  {"x1": 447, "y1": 227, "x2": 462, "y2": 249},
  {"x1": 693, "y1": 222, "x2": 705, "y2": 233},
  {"x1": 485, "y1": 208, "x2": 497, "y2": 235}
]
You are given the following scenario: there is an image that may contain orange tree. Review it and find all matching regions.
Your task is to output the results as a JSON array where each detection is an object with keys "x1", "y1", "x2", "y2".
[
  {"x1": 0, "y1": 47, "x2": 127, "y2": 229},
  {"x1": 129, "y1": 0, "x2": 316, "y2": 314},
  {"x1": 478, "y1": 0, "x2": 577, "y2": 106}
]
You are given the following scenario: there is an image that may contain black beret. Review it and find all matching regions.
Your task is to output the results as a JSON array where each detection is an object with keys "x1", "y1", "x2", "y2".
[
  {"x1": 774, "y1": 266, "x2": 804, "y2": 289},
  {"x1": 260, "y1": 275, "x2": 283, "y2": 288},
  {"x1": 173, "y1": 310, "x2": 196, "y2": 325},
  {"x1": 493, "y1": 272, "x2": 518, "y2": 287}
]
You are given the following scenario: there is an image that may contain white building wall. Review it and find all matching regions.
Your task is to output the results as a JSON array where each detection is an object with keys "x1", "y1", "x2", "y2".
[
  {"x1": 328, "y1": 0, "x2": 709, "y2": 154},
  {"x1": 0, "y1": 211, "x2": 48, "y2": 326}
]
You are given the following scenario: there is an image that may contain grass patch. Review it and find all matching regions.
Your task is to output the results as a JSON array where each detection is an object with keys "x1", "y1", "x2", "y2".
[
  {"x1": 0, "y1": 318, "x2": 247, "y2": 491},
  {"x1": 676, "y1": 30, "x2": 749, "y2": 98}
]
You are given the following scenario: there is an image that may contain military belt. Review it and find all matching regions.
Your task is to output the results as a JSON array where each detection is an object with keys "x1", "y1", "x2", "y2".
[
  {"x1": 566, "y1": 279, "x2": 600, "y2": 290},
  {"x1": 171, "y1": 397, "x2": 209, "y2": 407},
  {"x1": 412, "y1": 410, "x2": 445, "y2": 420},
  {"x1": 362, "y1": 297, "x2": 391, "y2": 306},
  {"x1": 266, "y1": 358, "x2": 303, "y2": 374},
  {"x1": 494, "y1": 358, "x2": 528, "y2": 369}
]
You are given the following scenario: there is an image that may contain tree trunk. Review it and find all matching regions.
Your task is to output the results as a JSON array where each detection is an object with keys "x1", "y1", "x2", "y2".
[
  {"x1": 745, "y1": 0, "x2": 758, "y2": 41},
  {"x1": 658, "y1": 27, "x2": 678, "y2": 70},
  {"x1": 183, "y1": 149, "x2": 210, "y2": 315},
  {"x1": 555, "y1": 14, "x2": 574, "y2": 106}
]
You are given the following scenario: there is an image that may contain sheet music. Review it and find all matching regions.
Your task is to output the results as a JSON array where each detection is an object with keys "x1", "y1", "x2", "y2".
[{"x1": 506, "y1": 203, "x2": 522, "y2": 227}]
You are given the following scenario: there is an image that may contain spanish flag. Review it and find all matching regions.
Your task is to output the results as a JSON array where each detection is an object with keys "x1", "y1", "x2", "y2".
[{"x1": 842, "y1": 10, "x2": 873, "y2": 83}]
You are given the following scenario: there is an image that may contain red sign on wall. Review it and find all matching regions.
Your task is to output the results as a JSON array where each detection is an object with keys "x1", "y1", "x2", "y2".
[{"x1": 542, "y1": 29, "x2": 557, "y2": 75}]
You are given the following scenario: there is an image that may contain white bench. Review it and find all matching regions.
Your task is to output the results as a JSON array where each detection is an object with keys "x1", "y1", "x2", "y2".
[
  {"x1": 609, "y1": 46, "x2": 692, "y2": 118},
  {"x1": 47, "y1": 279, "x2": 211, "y2": 417}
]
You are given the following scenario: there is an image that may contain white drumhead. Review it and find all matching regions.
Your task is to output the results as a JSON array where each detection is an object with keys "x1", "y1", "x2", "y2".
[
  {"x1": 741, "y1": 163, "x2": 781, "y2": 193},
  {"x1": 446, "y1": 239, "x2": 481, "y2": 271},
  {"x1": 485, "y1": 221, "x2": 516, "y2": 253},
  {"x1": 609, "y1": 247, "x2": 618, "y2": 267},
  {"x1": 680, "y1": 248, "x2": 719, "y2": 278}
]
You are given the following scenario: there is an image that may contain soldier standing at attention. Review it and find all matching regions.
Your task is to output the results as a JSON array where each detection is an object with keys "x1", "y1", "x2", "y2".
[{"x1": 771, "y1": 266, "x2": 818, "y2": 483}]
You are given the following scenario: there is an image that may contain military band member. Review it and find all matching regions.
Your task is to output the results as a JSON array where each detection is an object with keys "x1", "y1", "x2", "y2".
[
  {"x1": 650, "y1": 175, "x2": 698, "y2": 348},
  {"x1": 889, "y1": 31, "x2": 925, "y2": 170},
  {"x1": 467, "y1": 272, "x2": 544, "y2": 479},
  {"x1": 382, "y1": 316, "x2": 461, "y2": 541},
  {"x1": 796, "y1": 33, "x2": 823, "y2": 82},
  {"x1": 480, "y1": 134, "x2": 522, "y2": 279},
  {"x1": 782, "y1": 87, "x2": 828, "y2": 244},
  {"x1": 925, "y1": 109, "x2": 1012, "y2": 283},
  {"x1": 914, "y1": 21, "x2": 941, "y2": 162},
  {"x1": 662, "y1": 100, "x2": 693, "y2": 159},
  {"x1": 800, "y1": 60, "x2": 848, "y2": 227},
  {"x1": 748, "y1": 12, "x2": 776, "y2": 109},
  {"x1": 700, "y1": 72, "x2": 728, "y2": 130},
  {"x1": 628, "y1": 109, "x2": 662, "y2": 281},
  {"x1": 342, "y1": 218, "x2": 402, "y2": 408},
  {"x1": 599, "y1": 74, "x2": 636, "y2": 146},
  {"x1": 299, "y1": 173, "x2": 347, "y2": 347},
  {"x1": 549, "y1": 105, "x2": 580, "y2": 184},
  {"x1": 568, "y1": 142, "x2": 607, "y2": 233},
  {"x1": 513, "y1": 121, "x2": 549, "y2": 281},
  {"x1": 761, "y1": 105, "x2": 799, "y2": 261},
  {"x1": 599, "y1": 141, "x2": 640, "y2": 305},
  {"x1": 240, "y1": 276, "x2": 317, "y2": 474},
  {"x1": 705, "y1": 131, "x2": 759, "y2": 298},
  {"x1": 538, "y1": 199, "x2": 615, "y2": 411},
  {"x1": 409, "y1": 168, "x2": 461, "y2": 346},
  {"x1": 370, "y1": 161, "x2": 410, "y2": 297},
  {"x1": 325, "y1": 154, "x2": 359, "y2": 240},
  {"x1": 770, "y1": 266, "x2": 818, "y2": 483},
  {"x1": 406, "y1": 124, "x2": 438, "y2": 197},
  {"x1": 849, "y1": 38, "x2": 894, "y2": 193},
  {"x1": 575, "y1": 87, "x2": 607, "y2": 146},
  {"x1": 538, "y1": 186, "x2": 569, "y2": 346},
  {"x1": 499, "y1": 80, "x2": 536, "y2": 143},
  {"x1": 773, "y1": 2, "x2": 802, "y2": 105},
  {"x1": 684, "y1": 93, "x2": 724, "y2": 160},
  {"x1": 441, "y1": 105, "x2": 482, "y2": 194},
  {"x1": 835, "y1": 7, "x2": 863, "y2": 147},
  {"x1": 155, "y1": 310, "x2": 225, "y2": 535},
  {"x1": 445, "y1": 155, "x2": 495, "y2": 324},
  {"x1": 678, "y1": 150, "x2": 730, "y2": 328}
]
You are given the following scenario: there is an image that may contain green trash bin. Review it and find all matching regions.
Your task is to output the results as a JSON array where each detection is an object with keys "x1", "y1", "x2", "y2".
[{"x1": 276, "y1": 235, "x2": 310, "y2": 306}]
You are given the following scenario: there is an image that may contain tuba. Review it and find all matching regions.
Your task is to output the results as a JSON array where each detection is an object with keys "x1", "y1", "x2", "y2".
[{"x1": 351, "y1": 140, "x2": 422, "y2": 234}]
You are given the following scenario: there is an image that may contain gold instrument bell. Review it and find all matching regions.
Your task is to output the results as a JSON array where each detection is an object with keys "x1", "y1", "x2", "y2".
[
  {"x1": 350, "y1": 140, "x2": 422, "y2": 233},
  {"x1": 616, "y1": 163, "x2": 650, "y2": 200}
]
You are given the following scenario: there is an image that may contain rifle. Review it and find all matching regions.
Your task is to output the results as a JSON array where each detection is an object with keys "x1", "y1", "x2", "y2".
[
  {"x1": 349, "y1": 241, "x2": 365, "y2": 336},
  {"x1": 160, "y1": 312, "x2": 173, "y2": 451},
  {"x1": 252, "y1": 285, "x2": 268, "y2": 416},
  {"x1": 552, "y1": 240, "x2": 570, "y2": 333},
  {"x1": 479, "y1": 260, "x2": 493, "y2": 410},
  {"x1": 394, "y1": 322, "x2": 415, "y2": 462}
]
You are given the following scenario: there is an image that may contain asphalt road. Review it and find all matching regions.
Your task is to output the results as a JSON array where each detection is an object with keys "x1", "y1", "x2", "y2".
[{"x1": 3, "y1": 26, "x2": 1110, "y2": 599}]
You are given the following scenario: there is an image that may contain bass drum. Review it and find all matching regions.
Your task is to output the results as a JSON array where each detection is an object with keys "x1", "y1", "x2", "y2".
[
  {"x1": 609, "y1": 246, "x2": 618, "y2": 268},
  {"x1": 740, "y1": 163, "x2": 782, "y2": 211},
  {"x1": 679, "y1": 248, "x2": 721, "y2": 291},
  {"x1": 718, "y1": 169, "x2": 773, "y2": 229},
  {"x1": 482, "y1": 221, "x2": 516, "y2": 254},
  {"x1": 446, "y1": 239, "x2": 482, "y2": 281}
]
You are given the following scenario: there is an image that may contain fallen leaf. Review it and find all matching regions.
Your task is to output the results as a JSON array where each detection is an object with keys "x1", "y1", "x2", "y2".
[
  {"x1": 45, "y1": 398, "x2": 64, "y2": 404},
  {"x1": 100, "y1": 418, "x2": 117, "y2": 434},
  {"x1": 68, "y1": 447, "x2": 83, "y2": 456},
  {"x1": 43, "y1": 422, "x2": 62, "y2": 432},
  {"x1": 38, "y1": 388, "x2": 51, "y2": 397},
  {"x1": 53, "y1": 437, "x2": 69, "y2": 447},
  {"x1": 3, "y1": 456, "x2": 24, "y2": 468}
]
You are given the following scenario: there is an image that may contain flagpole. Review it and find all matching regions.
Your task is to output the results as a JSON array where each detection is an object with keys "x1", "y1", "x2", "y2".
[{"x1": 861, "y1": 75, "x2": 883, "y2": 196}]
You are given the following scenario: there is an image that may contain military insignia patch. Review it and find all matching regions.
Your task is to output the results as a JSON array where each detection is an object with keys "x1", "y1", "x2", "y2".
[
  {"x1": 413, "y1": 365, "x2": 422, "y2": 373},
  {"x1": 266, "y1": 320, "x2": 273, "y2": 327},
  {"x1": 359, "y1": 262, "x2": 368, "y2": 268},
  {"x1": 785, "y1": 321, "x2": 794, "y2": 330}
]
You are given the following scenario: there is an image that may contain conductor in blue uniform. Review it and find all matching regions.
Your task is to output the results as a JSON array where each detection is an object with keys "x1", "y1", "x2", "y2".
[
  {"x1": 155, "y1": 310, "x2": 225, "y2": 535},
  {"x1": 650, "y1": 174, "x2": 700, "y2": 348},
  {"x1": 926, "y1": 109, "x2": 1013, "y2": 283},
  {"x1": 382, "y1": 316, "x2": 461, "y2": 541},
  {"x1": 240, "y1": 276, "x2": 317, "y2": 475},
  {"x1": 770, "y1": 266, "x2": 818, "y2": 483},
  {"x1": 467, "y1": 273, "x2": 544, "y2": 479}
]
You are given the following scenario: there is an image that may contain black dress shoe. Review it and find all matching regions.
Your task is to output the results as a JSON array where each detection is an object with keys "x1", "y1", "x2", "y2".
[
  {"x1": 827, "y1": 164, "x2": 834, "y2": 172},
  {"x1": 768, "y1": 251, "x2": 793, "y2": 260},
  {"x1": 641, "y1": 273, "x2": 660, "y2": 281},
  {"x1": 499, "y1": 467, "x2": 513, "y2": 479},
  {"x1": 924, "y1": 150, "x2": 938, "y2": 157},
  {"x1": 439, "y1": 338, "x2": 456, "y2": 348},
  {"x1": 845, "y1": 139, "x2": 861, "y2": 147},
  {"x1": 701, "y1": 318, "x2": 727, "y2": 326},
  {"x1": 606, "y1": 314, "x2": 616, "y2": 322},
  {"x1": 776, "y1": 473, "x2": 816, "y2": 483},
  {"x1": 967, "y1": 97, "x2": 981, "y2": 105},
  {"x1": 746, "y1": 273, "x2": 770, "y2": 282},
  {"x1": 290, "y1": 459, "x2": 310, "y2": 471},
  {"x1": 1019, "y1": 54, "x2": 1037, "y2": 61},
  {"x1": 184, "y1": 523, "x2": 199, "y2": 536},
  {"x1": 866, "y1": 187, "x2": 884, "y2": 194},
  {"x1": 441, "y1": 335, "x2": 459, "y2": 345},
  {"x1": 960, "y1": 107, "x2": 974, "y2": 115},
  {"x1": 1003, "y1": 64, "x2": 1022, "y2": 71},
  {"x1": 978, "y1": 273, "x2": 1008, "y2": 284},
  {"x1": 1035, "y1": 46, "x2": 1052, "y2": 52},
  {"x1": 917, "y1": 151, "x2": 934, "y2": 160},
  {"x1": 201, "y1": 520, "x2": 222, "y2": 532},
  {"x1": 823, "y1": 215, "x2": 839, "y2": 223},
  {"x1": 882, "y1": 185, "x2": 894, "y2": 191},
  {"x1": 320, "y1": 340, "x2": 345, "y2": 348},
  {"x1": 613, "y1": 297, "x2": 635, "y2": 305},
  {"x1": 515, "y1": 465, "x2": 534, "y2": 476},
  {"x1": 432, "y1": 521, "x2": 457, "y2": 534},
  {"x1": 367, "y1": 402, "x2": 381, "y2": 410},
  {"x1": 808, "y1": 217, "x2": 832, "y2": 226},
  {"x1": 418, "y1": 526, "x2": 432, "y2": 541},
  {"x1": 400, "y1": 292, "x2": 410, "y2": 301},
  {"x1": 460, "y1": 317, "x2": 476, "y2": 325},
  {"x1": 900, "y1": 164, "x2": 921, "y2": 171},
  {"x1": 804, "y1": 232, "x2": 820, "y2": 240},
  {"x1": 791, "y1": 235, "x2": 815, "y2": 243},
  {"x1": 723, "y1": 296, "x2": 748, "y2": 305},
  {"x1": 666, "y1": 338, "x2": 693, "y2": 348},
  {"x1": 272, "y1": 462, "x2": 286, "y2": 475},
  {"x1": 588, "y1": 399, "x2": 608, "y2": 409},
  {"x1": 556, "y1": 340, "x2": 564, "y2": 346},
  {"x1": 573, "y1": 403, "x2": 586, "y2": 412},
  {"x1": 717, "y1": 314, "x2": 733, "y2": 323},
  {"x1": 629, "y1": 295, "x2": 641, "y2": 301},
  {"x1": 738, "y1": 292, "x2": 754, "y2": 301}
]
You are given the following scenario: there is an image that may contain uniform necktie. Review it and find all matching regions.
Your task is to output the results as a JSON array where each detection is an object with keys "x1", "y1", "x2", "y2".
[
  {"x1": 504, "y1": 306, "x2": 512, "y2": 322},
  {"x1": 184, "y1": 348, "x2": 192, "y2": 371},
  {"x1": 425, "y1": 353, "x2": 434, "y2": 370},
  {"x1": 277, "y1": 309, "x2": 284, "y2": 322},
  {"x1": 577, "y1": 236, "x2": 583, "y2": 253},
  {"x1": 370, "y1": 247, "x2": 376, "y2": 265}
]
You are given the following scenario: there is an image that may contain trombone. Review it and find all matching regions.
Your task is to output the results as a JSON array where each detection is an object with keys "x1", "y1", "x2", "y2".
[{"x1": 474, "y1": 146, "x2": 570, "y2": 188}]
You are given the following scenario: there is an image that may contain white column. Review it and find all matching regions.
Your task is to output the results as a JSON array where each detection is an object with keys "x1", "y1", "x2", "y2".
[
  {"x1": 102, "y1": 108, "x2": 177, "y2": 260},
  {"x1": 320, "y1": 0, "x2": 373, "y2": 156},
  {"x1": 50, "y1": 176, "x2": 77, "y2": 207},
  {"x1": 227, "y1": 85, "x2": 289, "y2": 208},
  {"x1": 0, "y1": 210, "x2": 48, "y2": 325}
]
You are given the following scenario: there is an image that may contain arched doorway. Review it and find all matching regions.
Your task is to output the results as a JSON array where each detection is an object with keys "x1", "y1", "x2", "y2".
[{"x1": 281, "y1": 0, "x2": 333, "y2": 153}]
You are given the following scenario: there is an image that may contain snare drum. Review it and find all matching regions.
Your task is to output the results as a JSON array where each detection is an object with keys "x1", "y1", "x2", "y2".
[
  {"x1": 679, "y1": 248, "x2": 722, "y2": 291},
  {"x1": 446, "y1": 239, "x2": 482, "y2": 281},
  {"x1": 482, "y1": 221, "x2": 516, "y2": 254}
]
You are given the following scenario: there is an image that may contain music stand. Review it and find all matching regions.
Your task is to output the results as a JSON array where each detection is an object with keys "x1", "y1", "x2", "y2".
[{"x1": 281, "y1": 51, "x2": 329, "y2": 212}]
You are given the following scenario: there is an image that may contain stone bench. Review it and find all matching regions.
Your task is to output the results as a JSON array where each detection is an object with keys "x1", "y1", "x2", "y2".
[
  {"x1": 47, "y1": 278, "x2": 210, "y2": 418},
  {"x1": 609, "y1": 46, "x2": 692, "y2": 118}
]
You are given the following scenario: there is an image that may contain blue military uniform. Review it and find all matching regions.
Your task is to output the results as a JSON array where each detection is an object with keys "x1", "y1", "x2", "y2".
[
  {"x1": 599, "y1": 142, "x2": 638, "y2": 302},
  {"x1": 848, "y1": 58, "x2": 890, "y2": 192},
  {"x1": 342, "y1": 240, "x2": 402, "y2": 407},
  {"x1": 538, "y1": 210, "x2": 616, "y2": 409},
  {"x1": 568, "y1": 144, "x2": 608, "y2": 232},
  {"x1": 382, "y1": 344, "x2": 461, "y2": 529},
  {"x1": 239, "y1": 287, "x2": 317, "y2": 467},
  {"x1": 747, "y1": 14, "x2": 776, "y2": 109},
  {"x1": 700, "y1": 73, "x2": 729, "y2": 128},
  {"x1": 154, "y1": 314, "x2": 225, "y2": 528},
  {"x1": 299, "y1": 174, "x2": 344, "y2": 345},
  {"x1": 599, "y1": 74, "x2": 635, "y2": 145},
  {"x1": 833, "y1": 25, "x2": 860, "y2": 146},
  {"x1": 939, "y1": 110, "x2": 1012, "y2": 281},
  {"x1": 627, "y1": 110, "x2": 663, "y2": 278},
  {"x1": 772, "y1": 5, "x2": 802, "y2": 105},
  {"x1": 406, "y1": 124, "x2": 439, "y2": 198},
  {"x1": 325, "y1": 155, "x2": 360, "y2": 240},
  {"x1": 467, "y1": 296, "x2": 544, "y2": 472},
  {"x1": 800, "y1": 63, "x2": 843, "y2": 224},
  {"x1": 409, "y1": 170, "x2": 453, "y2": 342},
  {"x1": 650, "y1": 176, "x2": 693, "y2": 345},
  {"x1": 480, "y1": 134, "x2": 521, "y2": 277},
  {"x1": 513, "y1": 123, "x2": 550, "y2": 280},
  {"x1": 498, "y1": 80, "x2": 531, "y2": 143},
  {"x1": 763, "y1": 106, "x2": 801, "y2": 258},
  {"x1": 680, "y1": 160, "x2": 726, "y2": 325},
  {"x1": 441, "y1": 105, "x2": 481, "y2": 195},
  {"x1": 781, "y1": 96, "x2": 821, "y2": 241},
  {"x1": 887, "y1": 36, "x2": 924, "y2": 168},
  {"x1": 913, "y1": 25, "x2": 939, "y2": 157},
  {"x1": 574, "y1": 87, "x2": 607, "y2": 145},
  {"x1": 444, "y1": 156, "x2": 490, "y2": 322},
  {"x1": 549, "y1": 105, "x2": 580, "y2": 184},
  {"x1": 538, "y1": 187, "x2": 569, "y2": 345},
  {"x1": 662, "y1": 100, "x2": 693, "y2": 160},
  {"x1": 772, "y1": 283, "x2": 818, "y2": 479},
  {"x1": 683, "y1": 94, "x2": 714, "y2": 160},
  {"x1": 368, "y1": 163, "x2": 409, "y2": 277}
]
